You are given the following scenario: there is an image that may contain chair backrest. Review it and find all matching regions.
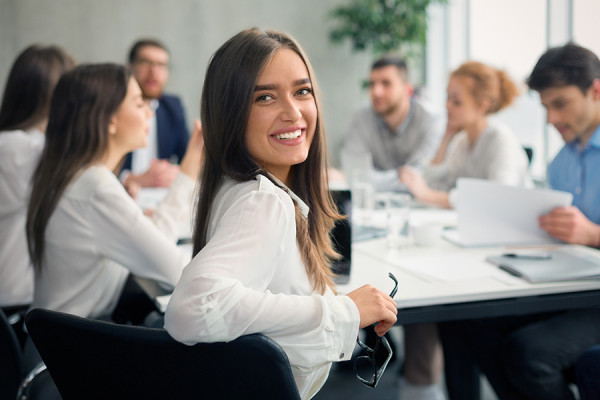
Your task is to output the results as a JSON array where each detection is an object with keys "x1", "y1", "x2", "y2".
[
  {"x1": 0, "y1": 308, "x2": 23, "y2": 400},
  {"x1": 25, "y1": 308, "x2": 301, "y2": 400}
]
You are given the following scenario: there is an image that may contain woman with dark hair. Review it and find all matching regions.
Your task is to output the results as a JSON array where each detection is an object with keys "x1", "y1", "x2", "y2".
[
  {"x1": 26, "y1": 63, "x2": 203, "y2": 323},
  {"x1": 0, "y1": 44, "x2": 75, "y2": 310},
  {"x1": 400, "y1": 61, "x2": 530, "y2": 208},
  {"x1": 164, "y1": 28, "x2": 397, "y2": 398}
]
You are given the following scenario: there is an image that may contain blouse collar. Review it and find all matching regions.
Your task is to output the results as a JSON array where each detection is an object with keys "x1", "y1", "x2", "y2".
[{"x1": 262, "y1": 173, "x2": 310, "y2": 217}]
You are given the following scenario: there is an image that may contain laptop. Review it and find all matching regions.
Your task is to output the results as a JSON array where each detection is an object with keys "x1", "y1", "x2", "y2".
[
  {"x1": 443, "y1": 178, "x2": 573, "y2": 247},
  {"x1": 330, "y1": 190, "x2": 352, "y2": 284}
]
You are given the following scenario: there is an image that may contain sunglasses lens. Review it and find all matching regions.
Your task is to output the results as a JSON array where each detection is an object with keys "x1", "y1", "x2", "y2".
[{"x1": 354, "y1": 355, "x2": 376, "y2": 378}]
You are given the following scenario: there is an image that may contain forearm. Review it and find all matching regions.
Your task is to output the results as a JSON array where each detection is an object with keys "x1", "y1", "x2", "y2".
[
  {"x1": 179, "y1": 150, "x2": 202, "y2": 181},
  {"x1": 418, "y1": 188, "x2": 451, "y2": 209},
  {"x1": 150, "y1": 172, "x2": 196, "y2": 240}
]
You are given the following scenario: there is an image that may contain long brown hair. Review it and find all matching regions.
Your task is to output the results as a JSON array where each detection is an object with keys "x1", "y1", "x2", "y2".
[
  {"x1": 0, "y1": 44, "x2": 75, "y2": 132},
  {"x1": 26, "y1": 64, "x2": 131, "y2": 271},
  {"x1": 195, "y1": 28, "x2": 340, "y2": 294}
]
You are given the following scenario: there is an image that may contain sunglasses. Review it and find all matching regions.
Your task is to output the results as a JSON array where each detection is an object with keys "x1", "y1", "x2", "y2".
[{"x1": 353, "y1": 272, "x2": 398, "y2": 388}]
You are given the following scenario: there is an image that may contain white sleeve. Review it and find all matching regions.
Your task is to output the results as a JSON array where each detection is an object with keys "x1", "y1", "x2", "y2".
[
  {"x1": 88, "y1": 178, "x2": 192, "y2": 288},
  {"x1": 164, "y1": 189, "x2": 359, "y2": 368},
  {"x1": 0, "y1": 137, "x2": 43, "y2": 212},
  {"x1": 149, "y1": 172, "x2": 196, "y2": 241}
]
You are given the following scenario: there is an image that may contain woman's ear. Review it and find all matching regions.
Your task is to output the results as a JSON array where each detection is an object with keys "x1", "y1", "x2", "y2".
[
  {"x1": 108, "y1": 116, "x2": 118, "y2": 136},
  {"x1": 590, "y1": 79, "x2": 600, "y2": 101},
  {"x1": 478, "y1": 98, "x2": 492, "y2": 114}
]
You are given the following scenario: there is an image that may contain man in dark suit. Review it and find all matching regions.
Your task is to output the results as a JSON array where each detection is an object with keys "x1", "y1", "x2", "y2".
[{"x1": 122, "y1": 39, "x2": 189, "y2": 189}]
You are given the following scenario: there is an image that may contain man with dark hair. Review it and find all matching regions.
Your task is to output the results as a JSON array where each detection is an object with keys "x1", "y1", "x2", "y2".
[
  {"x1": 343, "y1": 55, "x2": 445, "y2": 400},
  {"x1": 121, "y1": 38, "x2": 190, "y2": 189},
  {"x1": 440, "y1": 43, "x2": 600, "y2": 400},
  {"x1": 342, "y1": 54, "x2": 442, "y2": 191}
]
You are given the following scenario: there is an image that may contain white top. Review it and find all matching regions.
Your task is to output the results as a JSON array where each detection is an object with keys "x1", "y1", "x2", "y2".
[
  {"x1": 0, "y1": 129, "x2": 44, "y2": 306},
  {"x1": 164, "y1": 175, "x2": 360, "y2": 400},
  {"x1": 31, "y1": 165, "x2": 194, "y2": 318},
  {"x1": 424, "y1": 122, "x2": 531, "y2": 207},
  {"x1": 131, "y1": 99, "x2": 159, "y2": 174}
]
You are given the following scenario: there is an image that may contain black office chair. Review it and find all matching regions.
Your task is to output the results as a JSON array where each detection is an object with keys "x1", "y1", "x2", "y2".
[
  {"x1": 25, "y1": 308, "x2": 301, "y2": 400},
  {"x1": 0, "y1": 307, "x2": 23, "y2": 400},
  {"x1": 0, "y1": 308, "x2": 59, "y2": 400}
]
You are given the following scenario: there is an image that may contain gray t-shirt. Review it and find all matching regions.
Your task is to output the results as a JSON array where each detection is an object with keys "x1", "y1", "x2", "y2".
[{"x1": 342, "y1": 99, "x2": 443, "y2": 190}]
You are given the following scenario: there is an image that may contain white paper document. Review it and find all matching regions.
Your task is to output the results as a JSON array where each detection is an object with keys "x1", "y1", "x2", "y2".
[{"x1": 447, "y1": 178, "x2": 573, "y2": 247}]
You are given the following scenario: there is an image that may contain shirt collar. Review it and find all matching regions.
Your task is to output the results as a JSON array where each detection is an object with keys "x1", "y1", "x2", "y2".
[
  {"x1": 263, "y1": 173, "x2": 310, "y2": 217},
  {"x1": 395, "y1": 99, "x2": 414, "y2": 133},
  {"x1": 149, "y1": 99, "x2": 160, "y2": 111},
  {"x1": 586, "y1": 124, "x2": 600, "y2": 149}
]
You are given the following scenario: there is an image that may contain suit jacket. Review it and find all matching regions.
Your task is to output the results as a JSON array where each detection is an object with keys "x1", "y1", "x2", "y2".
[{"x1": 122, "y1": 94, "x2": 189, "y2": 171}]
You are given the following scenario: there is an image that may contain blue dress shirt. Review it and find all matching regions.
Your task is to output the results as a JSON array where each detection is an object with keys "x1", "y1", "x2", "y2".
[{"x1": 548, "y1": 124, "x2": 600, "y2": 224}]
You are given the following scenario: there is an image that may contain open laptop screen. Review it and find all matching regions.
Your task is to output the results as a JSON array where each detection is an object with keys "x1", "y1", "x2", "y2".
[{"x1": 330, "y1": 190, "x2": 351, "y2": 284}]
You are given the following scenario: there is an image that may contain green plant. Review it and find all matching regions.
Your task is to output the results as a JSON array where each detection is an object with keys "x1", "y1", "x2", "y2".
[{"x1": 329, "y1": 0, "x2": 447, "y2": 56}]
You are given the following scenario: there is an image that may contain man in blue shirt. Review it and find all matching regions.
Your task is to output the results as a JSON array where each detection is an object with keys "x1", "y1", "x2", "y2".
[
  {"x1": 540, "y1": 67, "x2": 600, "y2": 245},
  {"x1": 440, "y1": 43, "x2": 600, "y2": 400}
]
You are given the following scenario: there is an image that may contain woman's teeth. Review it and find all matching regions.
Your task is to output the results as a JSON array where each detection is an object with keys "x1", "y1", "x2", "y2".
[{"x1": 275, "y1": 130, "x2": 301, "y2": 140}]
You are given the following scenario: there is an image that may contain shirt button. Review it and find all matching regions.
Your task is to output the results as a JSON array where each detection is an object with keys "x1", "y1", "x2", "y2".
[
  {"x1": 576, "y1": 186, "x2": 582, "y2": 194},
  {"x1": 339, "y1": 353, "x2": 345, "y2": 359}
]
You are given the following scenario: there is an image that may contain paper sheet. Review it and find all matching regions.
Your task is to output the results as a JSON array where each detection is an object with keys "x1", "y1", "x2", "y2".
[{"x1": 455, "y1": 178, "x2": 573, "y2": 247}]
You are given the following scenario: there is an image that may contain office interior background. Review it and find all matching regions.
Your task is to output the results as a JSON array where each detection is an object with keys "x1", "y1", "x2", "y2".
[{"x1": 1, "y1": 0, "x2": 599, "y2": 180}]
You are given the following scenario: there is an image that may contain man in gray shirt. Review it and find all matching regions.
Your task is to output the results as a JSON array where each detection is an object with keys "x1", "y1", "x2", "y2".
[
  {"x1": 343, "y1": 55, "x2": 442, "y2": 191},
  {"x1": 343, "y1": 55, "x2": 446, "y2": 400}
]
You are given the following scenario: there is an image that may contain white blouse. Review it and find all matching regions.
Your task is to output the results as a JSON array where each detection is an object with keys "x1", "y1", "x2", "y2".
[
  {"x1": 31, "y1": 165, "x2": 194, "y2": 318},
  {"x1": 424, "y1": 122, "x2": 531, "y2": 207},
  {"x1": 164, "y1": 175, "x2": 360, "y2": 399},
  {"x1": 0, "y1": 129, "x2": 44, "y2": 307}
]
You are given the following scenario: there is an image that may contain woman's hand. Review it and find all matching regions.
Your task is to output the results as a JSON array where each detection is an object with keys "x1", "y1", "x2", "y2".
[
  {"x1": 179, "y1": 119, "x2": 204, "y2": 180},
  {"x1": 347, "y1": 285, "x2": 397, "y2": 337},
  {"x1": 444, "y1": 120, "x2": 462, "y2": 140},
  {"x1": 399, "y1": 166, "x2": 430, "y2": 201}
]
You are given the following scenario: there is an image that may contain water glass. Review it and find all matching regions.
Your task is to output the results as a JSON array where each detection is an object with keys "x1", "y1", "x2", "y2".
[
  {"x1": 352, "y1": 179, "x2": 375, "y2": 226},
  {"x1": 385, "y1": 193, "x2": 411, "y2": 249}
]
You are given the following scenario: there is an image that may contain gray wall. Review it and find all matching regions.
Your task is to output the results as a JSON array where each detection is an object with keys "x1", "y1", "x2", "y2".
[{"x1": 0, "y1": 0, "x2": 374, "y2": 167}]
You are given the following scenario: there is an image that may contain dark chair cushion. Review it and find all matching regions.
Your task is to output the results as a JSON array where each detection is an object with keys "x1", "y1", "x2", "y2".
[{"x1": 26, "y1": 308, "x2": 301, "y2": 400}]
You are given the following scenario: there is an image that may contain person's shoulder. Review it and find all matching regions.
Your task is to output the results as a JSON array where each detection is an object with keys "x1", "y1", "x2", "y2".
[
  {"x1": 549, "y1": 144, "x2": 572, "y2": 166},
  {"x1": 235, "y1": 175, "x2": 291, "y2": 204},
  {"x1": 159, "y1": 94, "x2": 184, "y2": 108},
  {"x1": 0, "y1": 129, "x2": 45, "y2": 171},
  {"x1": 410, "y1": 98, "x2": 440, "y2": 119},
  {"x1": 218, "y1": 176, "x2": 294, "y2": 217},
  {"x1": 409, "y1": 99, "x2": 444, "y2": 131},
  {"x1": 0, "y1": 129, "x2": 44, "y2": 152},
  {"x1": 485, "y1": 121, "x2": 517, "y2": 139},
  {"x1": 66, "y1": 166, "x2": 123, "y2": 201},
  {"x1": 219, "y1": 176, "x2": 285, "y2": 200}
]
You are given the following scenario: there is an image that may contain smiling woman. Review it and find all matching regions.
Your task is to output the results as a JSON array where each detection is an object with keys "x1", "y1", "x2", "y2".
[
  {"x1": 246, "y1": 48, "x2": 317, "y2": 185},
  {"x1": 164, "y1": 28, "x2": 398, "y2": 399}
]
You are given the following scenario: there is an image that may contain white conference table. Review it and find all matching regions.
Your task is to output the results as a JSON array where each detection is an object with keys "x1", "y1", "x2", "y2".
[
  {"x1": 337, "y1": 208, "x2": 600, "y2": 325},
  {"x1": 147, "y1": 198, "x2": 600, "y2": 322}
]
